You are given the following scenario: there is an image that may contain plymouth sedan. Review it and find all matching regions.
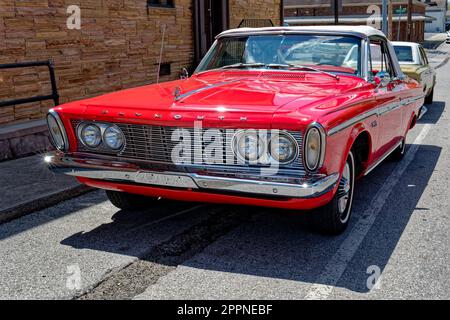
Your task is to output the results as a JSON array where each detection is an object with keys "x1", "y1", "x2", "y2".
[
  {"x1": 392, "y1": 41, "x2": 435, "y2": 104},
  {"x1": 46, "y1": 26, "x2": 424, "y2": 235}
]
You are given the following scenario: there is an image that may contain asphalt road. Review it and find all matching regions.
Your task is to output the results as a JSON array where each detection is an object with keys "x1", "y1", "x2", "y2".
[{"x1": 1, "y1": 52, "x2": 449, "y2": 300}]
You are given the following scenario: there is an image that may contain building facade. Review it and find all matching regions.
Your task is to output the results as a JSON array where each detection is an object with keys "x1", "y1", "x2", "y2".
[
  {"x1": 0, "y1": 0, "x2": 282, "y2": 126},
  {"x1": 423, "y1": 0, "x2": 448, "y2": 32},
  {"x1": 284, "y1": 0, "x2": 430, "y2": 42}
]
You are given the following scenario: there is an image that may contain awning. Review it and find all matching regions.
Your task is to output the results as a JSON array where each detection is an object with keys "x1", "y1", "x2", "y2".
[{"x1": 285, "y1": 14, "x2": 436, "y2": 25}]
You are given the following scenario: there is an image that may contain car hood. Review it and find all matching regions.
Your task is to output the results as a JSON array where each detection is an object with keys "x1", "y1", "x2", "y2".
[{"x1": 72, "y1": 71, "x2": 369, "y2": 128}]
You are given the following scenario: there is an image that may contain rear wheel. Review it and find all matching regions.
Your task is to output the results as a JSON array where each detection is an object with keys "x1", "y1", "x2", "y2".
[
  {"x1": 308, "y1": 151, "x2": 355, "y2": 235},
  {"x1": 425, "y1": 87, "x2": 434, "y2": 105},
  {"x1": 106, "y1": 190, "x2": 159, "y2": 211}
]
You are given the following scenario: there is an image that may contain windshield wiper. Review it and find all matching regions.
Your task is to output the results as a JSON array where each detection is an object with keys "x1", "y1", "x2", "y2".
[
  {"x1": 220, "y1": 63, "x2": 266, "y2": 70},
  {"x1": 266, "y1": 63, "x2": 340, "y2": 80}
]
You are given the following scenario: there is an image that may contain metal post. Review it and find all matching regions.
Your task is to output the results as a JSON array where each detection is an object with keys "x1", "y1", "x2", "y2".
[
  {"x1": 382, "y1": 0, "x2": 388, "y2": 35},
  {"x1": 407, "y1": 0, "x2": 412, "y2": 41},
  {"x1": 388, "y1": 0, "x2": 393, "y2": 40},
  {"x1": 334, "y1": 0, "x2": 338, "y2": 25}
]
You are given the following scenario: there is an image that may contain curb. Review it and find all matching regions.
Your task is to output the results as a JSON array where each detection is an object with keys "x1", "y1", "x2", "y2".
[{"x1": 0, "y1": 185, "x2": 93, "y2": 225}]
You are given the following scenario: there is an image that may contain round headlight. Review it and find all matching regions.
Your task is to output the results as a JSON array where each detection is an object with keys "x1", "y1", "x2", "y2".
[
  {"x1": 304, "y1": 126, "x2": 322, "y2": 171},
  {"x1": 46, "y1": 113, "x2": 65, "y2": 150},
  {"x1": 233, "y1": 130, "x2": 264, "y2": 162},
  {"x1": 80, "y1": 124, "x2": 102, "y2": 148},
  {"x1": 103, "y1": 125, "x2": 124, "y2": 150},
  {"x1": 270, "y1": 133, "x2": 298, "y2": 164}
]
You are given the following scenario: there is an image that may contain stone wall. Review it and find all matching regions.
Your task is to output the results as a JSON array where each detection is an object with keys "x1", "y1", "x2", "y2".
[
  {"x1": 229, "y1": 0, "x2": 281, "y2": 28},
  {"x1": 0, "y1": 0, "x2": 194, "y2": 125}
]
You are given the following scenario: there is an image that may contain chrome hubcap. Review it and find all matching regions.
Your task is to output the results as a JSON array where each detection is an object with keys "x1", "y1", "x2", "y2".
[{"x1": 338, "y1": 162, "x2": 351, "y2": 221}]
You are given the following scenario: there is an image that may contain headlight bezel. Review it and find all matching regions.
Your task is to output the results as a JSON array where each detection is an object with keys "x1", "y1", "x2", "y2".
[
  {"x1": 231, "y1": 129, "x2": 265, "y2": 163},
  {"x1": 103, "y1": 125, "x2": 125, "y2": 150},
  {"x1": 76, "y1": 122, "x2": 125, "y2": 151},
  {"x1": 269, "y1": 132, "x2": 299, "y2": 165},
  {"x1": 303, "y1": 122, "x2": 326, "y2": 172},
  {"x1": 78, "y1": 123, "x2": 102, "y2": 149},
  {"x1": 46, "y1": 110, "x2": 69, "y2": 151}
]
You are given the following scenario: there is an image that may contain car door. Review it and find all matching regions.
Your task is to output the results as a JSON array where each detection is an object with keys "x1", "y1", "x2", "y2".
[
  {"x1": 369, "y1": 38, "x2": 404, "y2": 159},
  {"x1": 418, "y1": 45, "x2": 434, "y2": 96}
]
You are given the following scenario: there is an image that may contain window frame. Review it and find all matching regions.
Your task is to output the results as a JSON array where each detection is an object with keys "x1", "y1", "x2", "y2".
[
  {"x1": 147, "y1": 0, "x2": 175, "y2": 9},
  {"x1": 368, "y1": 36, "x2": 397, "y2": 80}
]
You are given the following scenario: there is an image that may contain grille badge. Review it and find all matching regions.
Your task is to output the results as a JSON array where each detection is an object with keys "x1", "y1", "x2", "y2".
[
  {"x1": 174, "y1": 114, "x2": 182, "y2": 120},
  {"x1": 154, "y1": 113, "x2": 162, "y2": 119}
]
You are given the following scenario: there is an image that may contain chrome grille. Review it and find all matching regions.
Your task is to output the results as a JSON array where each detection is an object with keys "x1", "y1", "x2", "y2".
[{"x1": 72, "y1": 120, "x2": 305, "y2": 172}]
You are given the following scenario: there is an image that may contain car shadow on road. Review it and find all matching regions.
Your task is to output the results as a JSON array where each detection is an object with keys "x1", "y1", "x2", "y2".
[
  {"x1": 60, "y1": 143, "x2": 441, "y2": 295},
  {"x1": 419, "y1": 100, "x2": 445, "y2": 124}
]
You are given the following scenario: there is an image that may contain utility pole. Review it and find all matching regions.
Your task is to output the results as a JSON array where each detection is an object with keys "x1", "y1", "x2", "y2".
[
  {"x1": 388, "y1": 0, "x2": 393, "y2": 40},
  {"x1": 334, "y1": 0, "x2": 339, "y2": 25},
  {"x1": 382, "y1": 0, "x2": 388, "y2": 35},
  {"x1": 407, "y1": 0, "x2": 412, "y2": 41}
]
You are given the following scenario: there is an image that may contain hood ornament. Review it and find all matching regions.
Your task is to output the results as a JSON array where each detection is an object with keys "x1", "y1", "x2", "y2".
[{"x1": 173, "y1": 86, "x2": 182, "y2": 101}]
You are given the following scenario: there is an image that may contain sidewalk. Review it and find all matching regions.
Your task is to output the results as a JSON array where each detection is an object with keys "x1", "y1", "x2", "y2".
[
  {"x1": 426, "y1": 41, "x2": 450, "y2": 69},
  {"x1": 0, "y1": 154, "x2": 91, "y2": 223}
]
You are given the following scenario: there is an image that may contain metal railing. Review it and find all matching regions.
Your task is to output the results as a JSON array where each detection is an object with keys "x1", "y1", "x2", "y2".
[
  {"x1": 0, "y1": 60, "x2": 59, "y2": 108},
  {"x1": 238, "y1": 19, "x2": 274, "y2": 28}
]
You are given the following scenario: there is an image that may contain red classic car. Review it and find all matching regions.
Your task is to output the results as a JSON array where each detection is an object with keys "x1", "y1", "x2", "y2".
[{"x1": 46, "y1": 26, "x2": 424, "y2": 234}]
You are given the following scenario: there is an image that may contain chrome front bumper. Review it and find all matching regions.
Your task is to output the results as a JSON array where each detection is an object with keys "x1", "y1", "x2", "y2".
[{"x1": 46, "y1": 152, "x2": 339, "y2": 199}]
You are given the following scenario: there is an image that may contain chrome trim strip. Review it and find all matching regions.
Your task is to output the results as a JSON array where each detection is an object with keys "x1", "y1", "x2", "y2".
[
  {"x1": 47, "y1": 109, "x2": 69, "y2": 151},
  {"x1": 327, "y1": 109, "x2": 376, "y2": 136},
  {"x1": 47, "y1": 152, "x2": 339, "y2": 198},
  {"x1": 174, "y1": 79, "x2": 240, "y2": 102},
  {"x1": 327, "y1": 94, "x2": 425, "y2": 136},
  {"x1": 364, "y1": 140, "x2": 402, "y2": 176}
]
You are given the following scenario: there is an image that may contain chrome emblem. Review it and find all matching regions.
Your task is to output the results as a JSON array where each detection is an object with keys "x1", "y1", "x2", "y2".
[
  {"x1": 173, "y1": 86, "x2": 182, "y2": 100},
  {"x1": 118, "y1": 112, "x2": 125, "y2": 116},
  {"x1": 154, "y1": 113, "x2": 162, "y2": 119},
  {"x1": 135, "y1": 112, "x2": 142, "y2": 117},
  {"x1": 101, "y1": 110, "x2": 108, "y2": 114},
  {"x1": 197, "y1": 115, "x2": 205, "y2": 120},
  {"x1": 174, "y1": 114, "x2": 182, "y2": 120},
  {"x1": 218, "y1": 115, "x2": 225, "y2": 120},
  {"x1": 240, "y1": 117, "x2": 247, "y2": 122}
]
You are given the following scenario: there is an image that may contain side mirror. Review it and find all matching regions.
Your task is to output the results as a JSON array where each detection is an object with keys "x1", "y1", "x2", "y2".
[
  {"x1": 374, "y1": 71, "x2": 391, "y2": 88},
  {"x1": 180, "y1": 68, "x2": 189, "y2": 80}
]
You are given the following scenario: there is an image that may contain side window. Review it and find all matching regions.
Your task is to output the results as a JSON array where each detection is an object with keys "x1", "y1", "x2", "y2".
[
  {"x1": 419, "y1": 46, "x2": 429, "y2": 65},
  {"x1": 369, "y1": 39, "x2": 395, "y2": 78}
]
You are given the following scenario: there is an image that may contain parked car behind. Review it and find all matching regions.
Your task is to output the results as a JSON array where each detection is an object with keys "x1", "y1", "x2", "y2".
[{"x1": 392, "y1": 41, "x2": 436, "y2": 104}]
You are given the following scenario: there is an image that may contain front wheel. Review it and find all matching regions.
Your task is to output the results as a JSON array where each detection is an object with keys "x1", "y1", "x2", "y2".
[{"x1": 308, "y1": 151, "x2": 355, "y2": 235}]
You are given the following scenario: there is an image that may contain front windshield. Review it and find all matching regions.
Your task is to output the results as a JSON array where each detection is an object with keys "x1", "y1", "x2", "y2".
[{"x1": 195, "y1": 34, "x2": 362, "y2": 76}]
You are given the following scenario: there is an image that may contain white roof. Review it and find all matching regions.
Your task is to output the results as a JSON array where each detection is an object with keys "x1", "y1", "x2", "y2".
[
  {"x1": 391, "y1": 41, "x2": 420, "y2": 47},
  {"x1": 218, "y1": 25, "x2": 386, "y2": 39}
]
